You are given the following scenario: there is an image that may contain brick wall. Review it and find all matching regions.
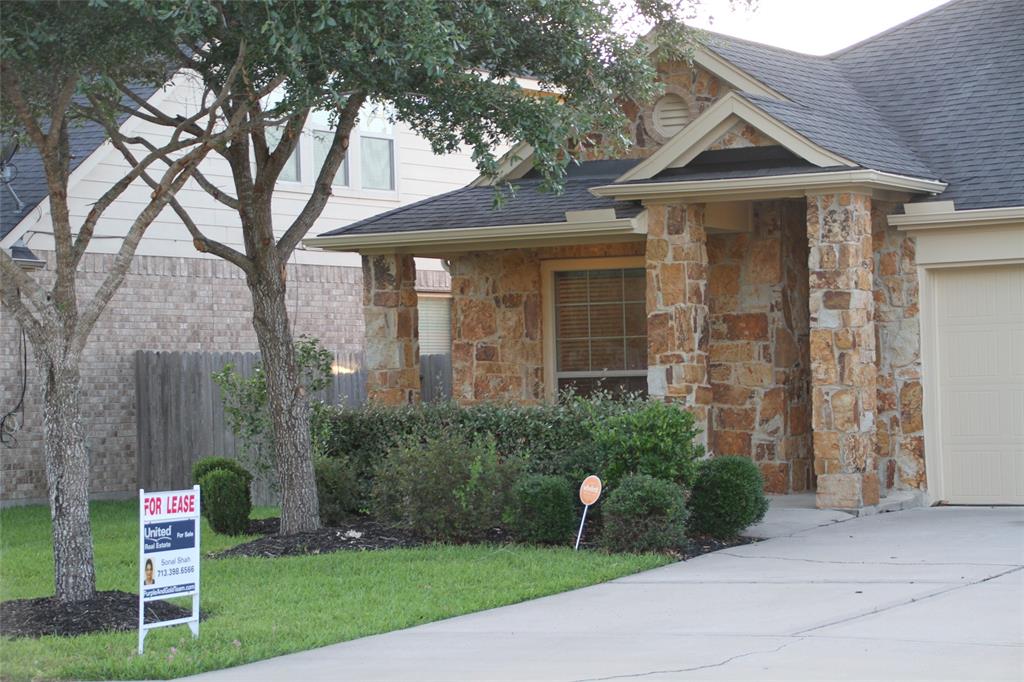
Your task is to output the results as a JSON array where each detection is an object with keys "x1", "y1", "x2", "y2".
[
  {"x1": 707, "y1": 200, "x2": 812, "y2": 492},
  {"x1": 0, "y1": 251, "x2": 368, "y2": 504}
]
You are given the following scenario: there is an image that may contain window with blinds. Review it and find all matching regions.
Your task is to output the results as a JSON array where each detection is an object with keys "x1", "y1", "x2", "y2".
[
  {"x1": 417, "y1": 296, "x2": 451, "y2": 355},
  {"x1": 554, "y1": 268, "x2": 647, "y2": 397}
]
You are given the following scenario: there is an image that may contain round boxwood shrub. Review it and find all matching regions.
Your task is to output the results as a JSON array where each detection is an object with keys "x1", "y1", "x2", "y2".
[
  {"x1": 507, "y1": 474, "x2": 576, "y2": 545},
  {"x1": 315, "y1": 456, "x2": 362, "y2": 525},
  {"x1": 687, "y1": 456, "x2": 769, "y2": 539},
  {"x1": 198, "y1": 468, "x2": 251, "y2": 535},
  {"x1": 192, "y1": 457, "x2": 253, "y2": 508},
  {"x1": 600, "y1": 474, "x2": 687, "y2": 553}
]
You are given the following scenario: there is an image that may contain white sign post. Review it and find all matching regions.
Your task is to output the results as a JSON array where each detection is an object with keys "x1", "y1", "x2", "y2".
[
  {"x1": 575, "y1": 475, "x2": 603, "y2": 551},
  {"x1": 138, "y1": 486, "x2": 201, "y2": 654}
]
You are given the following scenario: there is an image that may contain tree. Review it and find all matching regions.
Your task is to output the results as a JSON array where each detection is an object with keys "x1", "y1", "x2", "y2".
[
  {"x1": 94, "y1": 0, "x2": 706, "y2": 535},
  {"x1": 0, "y1": 3, "x2": 244, "y2": 601}
]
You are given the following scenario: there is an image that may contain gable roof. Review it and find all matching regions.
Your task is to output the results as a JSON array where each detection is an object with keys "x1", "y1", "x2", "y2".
[
  {"x1": 1, "y1": 85, "x2": 160, "y2": 241},
  {"x1": 701, "y1": 0, "x2": 1023, "y2": 209}
]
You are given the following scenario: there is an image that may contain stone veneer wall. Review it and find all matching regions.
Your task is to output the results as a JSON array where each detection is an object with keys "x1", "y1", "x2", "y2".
[
  {"x1": 806, "y1": 193, "x2": 880, "y2": 508},
  {"x1": 871, "y1": 201, "x2": 925, "y2": 491},
  {"x1": 448, "y1": 243, "x2": 645, "y2": 404},
  {"x1": 707, "y1": 122, "x2": 779, "y2": 150},
  {"x1": 707, "y1": 200, "x2": 812, "y2": 493},
  {"x1": 0, "y1": 251, "x2": 371, "y2": 504},
  {"x1": 645, "y1": 204, "x2": 712, "y2": 443},
  {"x1": 361, "y1": 254, "x2": 421, "y2": 405}
]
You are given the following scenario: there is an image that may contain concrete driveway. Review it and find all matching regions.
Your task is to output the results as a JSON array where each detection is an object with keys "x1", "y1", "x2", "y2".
[{"x1": 187, "y1": 504, "x2": 1024, "y2": 681}]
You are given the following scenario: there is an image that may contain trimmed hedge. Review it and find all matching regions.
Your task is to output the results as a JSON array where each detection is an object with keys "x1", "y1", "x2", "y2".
[
  {"x1": 507, "y1": 474, "x2": 576, "y2": 545},
  {"x1": 687, "y1": 456, "x2": 769, "y2": 539},
  {"x1": 314, "y1": 456, "x2": 361, "y2": 525},
  {"x1": 601, "y1": 474, "x2": 687, "y2": 553},
  {"x1": 198, "y1": 468, "x2": 250, "y2": 535}
]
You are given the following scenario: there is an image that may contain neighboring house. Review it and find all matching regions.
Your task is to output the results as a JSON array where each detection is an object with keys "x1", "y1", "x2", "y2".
[
  {"x1": 0, "y1": 71, "x2": 495, "y2": 504},
  {"x1": 306, "y1": 0, "x2": 1024, "y2": 509}
]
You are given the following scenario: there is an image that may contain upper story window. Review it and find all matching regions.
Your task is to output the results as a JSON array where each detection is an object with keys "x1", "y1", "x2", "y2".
[
  {"x1": 549, "y1": 264, "x2": 647, "y2": 398},
  {"x1": 263, "y1": 97, "x2": 397, "y2": 195}
]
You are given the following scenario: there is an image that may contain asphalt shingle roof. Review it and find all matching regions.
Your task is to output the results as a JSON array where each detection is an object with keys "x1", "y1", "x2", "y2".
[
  {"x1": 320, "y1": 164, "x2": 644, "y2": 237},
  {"x1": 703, "y1": 0, "x2": 1024, "y2": 209},
  {"x1": 1, "y1": 85, "x2": 160, "y2": 240}
]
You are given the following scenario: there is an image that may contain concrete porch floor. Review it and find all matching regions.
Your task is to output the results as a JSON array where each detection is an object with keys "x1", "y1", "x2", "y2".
[{"x1": 182, "y1": 499, "x2": 1024, "y2": 681}]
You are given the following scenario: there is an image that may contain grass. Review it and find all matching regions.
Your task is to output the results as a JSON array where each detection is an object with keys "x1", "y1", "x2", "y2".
[{"x1": 0, "y1": 501, "x2": 670, "y2": 681}]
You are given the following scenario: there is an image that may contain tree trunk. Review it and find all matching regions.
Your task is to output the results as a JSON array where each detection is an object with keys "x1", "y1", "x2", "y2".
[
  {"x1": 248, "y1": 270, "x2": 321, "y2": 534},
  {"x1": 40, "y1": 353, "x2": 97, "y2": 602}
]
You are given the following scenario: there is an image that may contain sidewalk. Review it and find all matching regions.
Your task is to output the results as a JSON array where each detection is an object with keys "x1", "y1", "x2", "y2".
[{"x1": 183, "y1": 502, "x2": 1024, "y2": 681}]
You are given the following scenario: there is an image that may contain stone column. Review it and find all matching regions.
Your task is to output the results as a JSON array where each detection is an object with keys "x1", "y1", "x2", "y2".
[
  {"x1": 806, "y1": 192, "x2": 879, "y2": 508},
  {"x1": 646, "y1": 203, "x2": 712, "y2": 447},
  {"x1": 361, "y1": 253, "x2": 420, "y2": 405}
]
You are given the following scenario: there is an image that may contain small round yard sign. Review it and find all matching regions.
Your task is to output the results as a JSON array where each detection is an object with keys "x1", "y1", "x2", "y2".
[{"x1": 579, "y1": 475, "x2": 602, "y2": 506}]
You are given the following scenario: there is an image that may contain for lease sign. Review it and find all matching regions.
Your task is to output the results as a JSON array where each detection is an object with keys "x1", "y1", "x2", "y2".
[{"x1": 140, "y1": 488, "x2": 200, "y2": 601}]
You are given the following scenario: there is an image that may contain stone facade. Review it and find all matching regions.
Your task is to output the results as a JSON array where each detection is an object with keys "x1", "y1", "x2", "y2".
[
  {"x1": 806, "y1": 193, "x2": 880, "y2": 508},
  {"x1": 645, "y1": 204, "x2": 712, "y2": 443},
  {"x1": 445, "y1": 243, "x2": 644, "y2": 404},
  {"x1": 871, "y1": 201, "x2": 925, "y2": 491},
  {"x1": 708, "y1": 121, "x2": 779, "y2": 150},
  {"x1": 361, "y1": 254, "x2": 421, "y2": 405},
  {"x1": 707, "y1": 200, "x2": 812, "y2": 493},
  {"x1": 1, "y1": 251, "x2": 367, "y2": 504}
]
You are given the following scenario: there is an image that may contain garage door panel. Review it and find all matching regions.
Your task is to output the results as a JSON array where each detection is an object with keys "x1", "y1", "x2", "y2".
[{"x1": 934, "y1": 264, "x2": 1024, "y2": 505}]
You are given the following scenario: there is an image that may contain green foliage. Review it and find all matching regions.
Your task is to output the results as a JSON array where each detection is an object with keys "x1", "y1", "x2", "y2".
[
  {"x1": 314, "y1": 457, "x2": 361, "y2": 526},
  {"x1": 687, "y1": 456, "x2": 769, "y2": 539},
  {"x1": 198, "y1": 469, "x2": 251, "y2": 536},
  {"x1": 372, "y1": 432, "x2": 522, "y2": 542},
  {"x1": 507, "y1": 474, "x2": 577, "y2": 545},
  {"x1": 213, "y1": 336, "x2": 334, "y2": 483},
  {"x1": 192, "y1": 456, "x2": 253, "y2": 512},
  {"x1": 594, "y1": 401, "x2": 705, "y2": 490},
  {"x1": 601, "y1": 474, "x2": 688, "y2": 553}
]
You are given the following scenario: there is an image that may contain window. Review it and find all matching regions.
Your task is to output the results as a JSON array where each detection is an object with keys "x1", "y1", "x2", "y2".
[
  {"x1": 265, "y1": 126, "x2": 300, "y2": 183},
  {"x1": 417, "y1": 295, "x2": 451, "y2": 355},
  {"x1": 552, "y1": 266, "x2": 647, "y2": 397},
  {"x1": 312, "y1": 129, "x2": 349, "y2": 186},
  {"x1": 358, "y1": 102, "x2": 395, "y2": 191}
]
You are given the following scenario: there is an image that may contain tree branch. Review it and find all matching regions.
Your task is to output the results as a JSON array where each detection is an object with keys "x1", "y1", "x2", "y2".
[
  {"x1": 278, "y1": 92, "x2": 365, "y2": 258},
  {"x1": 0, "y1": 250, "x2": 54, "y2": 342}
]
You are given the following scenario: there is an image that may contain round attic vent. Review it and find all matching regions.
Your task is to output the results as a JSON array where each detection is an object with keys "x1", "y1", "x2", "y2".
[{"x1": 652, "y1": 93, "x2": 689, "y2": 138}]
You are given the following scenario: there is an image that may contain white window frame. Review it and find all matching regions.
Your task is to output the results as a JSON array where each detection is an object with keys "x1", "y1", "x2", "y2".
[{"x1": 540, "y1": 256, "x2": 647, "y2": 401}]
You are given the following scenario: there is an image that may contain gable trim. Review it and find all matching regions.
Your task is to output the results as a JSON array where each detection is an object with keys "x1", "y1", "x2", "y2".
[
  {"x1": 616, "y1": 92, "x2": 856, "y2": 183},
  {"x1": 590, "y1": 169, "x2": 946, "y2": 202},
  {"x1": 692, "y1": 45, "x2": 788, "y2": 101}
]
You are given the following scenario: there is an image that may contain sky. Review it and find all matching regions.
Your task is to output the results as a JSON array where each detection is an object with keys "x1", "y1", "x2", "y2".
[{"x1": 684, "y1": 0, "x2": 952, "y2": 55}]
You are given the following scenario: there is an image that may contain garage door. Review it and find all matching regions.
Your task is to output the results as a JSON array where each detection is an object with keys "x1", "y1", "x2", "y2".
[{"x1": 934, "y1": 264, "x2": 1024, "y2": 504}]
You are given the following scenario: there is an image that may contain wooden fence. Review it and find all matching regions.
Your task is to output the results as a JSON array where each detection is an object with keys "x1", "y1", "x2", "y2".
[{"x1": 134, "y1": 350, "x2": 451, "y2": 505}]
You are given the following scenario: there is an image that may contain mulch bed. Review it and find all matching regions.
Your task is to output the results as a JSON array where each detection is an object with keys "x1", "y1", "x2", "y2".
[
  {"x1": 1, "y1": 590, "x2": 195, "y2": 639},
  {"x1": 675, "y1": 534, "x2": 758, "y2": 560},
  {"x1": 214, "y1": 517, "x2": 422, "y2": 558}
]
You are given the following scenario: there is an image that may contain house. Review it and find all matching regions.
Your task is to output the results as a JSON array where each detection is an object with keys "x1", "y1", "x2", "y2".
[
  {"x1": 0, "y1": 69, "x2": 512, "y2": 503},
  {"x1": 305, "y1": 0, "x2": 1024, "y2": 509}
]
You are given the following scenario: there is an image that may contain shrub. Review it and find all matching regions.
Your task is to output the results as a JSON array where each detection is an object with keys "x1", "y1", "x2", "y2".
[
  {"x1": 593, "y1": 401, "x2": 704, "y2": 490},
  {"x1": 198, "y1": 468, "x2": 251, "y2": 535},
  {"x1": 192, "y1": 456, "x2": 253, "y2": 510},
  {"x1": 314, "y1": 457, "x2": 361, "y2": 525},
  {"x1": 506, "y1": 474, "x2": 576, "y2": 545},
  {"x1": 372, "y1": 432, "x2": 521, "y2": 542},
  {"x1": 687, "y1": 456, "x2": 769, "y2": 539},
  {"x1": 601, "y1": 474, "x2": 687, "y2": 553}
]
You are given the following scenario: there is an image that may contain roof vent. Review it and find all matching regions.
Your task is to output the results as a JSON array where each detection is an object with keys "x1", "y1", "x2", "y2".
[{"x1": 652, "y1": 94, "x2": 689, "y2": 139}]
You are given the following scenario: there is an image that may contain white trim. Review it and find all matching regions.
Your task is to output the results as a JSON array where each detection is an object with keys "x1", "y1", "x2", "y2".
[
  {"x1": 615, "y1": 92, "x2": 855, "y2": 183},
  {"x1": 889, "y1": 205, "x2": 1024, "y2": 230},
  {"x1": 691, "y1": 46, "x2": 787, "y2": 101},
  {"x1": 304, "y1": 213, "x2": 648, "y2": 255},
  {"x1": 591, "y1": 169, "x2": 946, "y2": 202},
  {"x1": 470, "y1": 142, "x2": 535, "y2": 187},
  {"x1": 540, "y1": 256, "x2": 647, "y2": 401}
]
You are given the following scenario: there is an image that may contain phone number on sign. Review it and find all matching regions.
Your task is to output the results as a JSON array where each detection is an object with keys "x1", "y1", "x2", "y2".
[{"x1": 156, "y1": 565, "x2": 195, "y2": 578}]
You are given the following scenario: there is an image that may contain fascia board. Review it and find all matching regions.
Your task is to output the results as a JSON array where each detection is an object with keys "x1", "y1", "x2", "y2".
[
  {"x1": 304, "y1": 216, "x2": 646, "y2": 253},
  {"x1": 469, "y1": 141, "x2": 535, "y2": 187},
  {"x1": 591, "y1": 169, "x2": 946, "y2": 202},
  {"x1": 889, "y1": 205, "x2": 1024, "y2": 230},
  {"x1": 692, "y1": 46, "x2": 788, "y2": 101}
]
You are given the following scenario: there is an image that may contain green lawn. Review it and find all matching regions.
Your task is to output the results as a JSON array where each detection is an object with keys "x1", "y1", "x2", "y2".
[{"x1": 0, "y1": 501, "x2": 670, "y2": 681}]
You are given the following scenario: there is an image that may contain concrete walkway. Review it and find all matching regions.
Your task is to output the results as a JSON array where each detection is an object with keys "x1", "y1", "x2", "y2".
[{"x1": 187, "y1": 504, "x2": 1024, "y2": 681}]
